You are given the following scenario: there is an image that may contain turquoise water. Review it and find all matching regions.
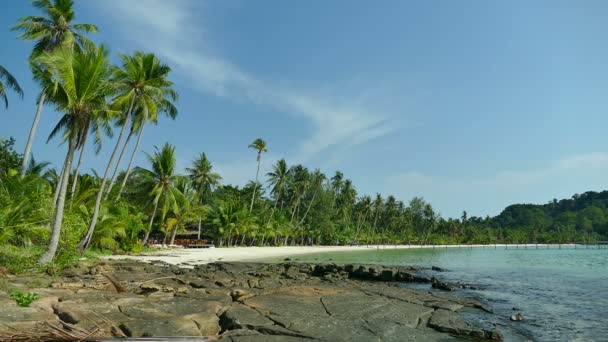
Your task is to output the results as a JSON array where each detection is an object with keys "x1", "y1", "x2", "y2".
[{"x1": 259, "y1": 246, "x2": 608, "y2": 341}]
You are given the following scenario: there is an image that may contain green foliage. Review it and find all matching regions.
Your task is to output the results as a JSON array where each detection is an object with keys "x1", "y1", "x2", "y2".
[
  {"x1": 0, "y1": 245, "x2": 44, "y2": 274},
  {"x1": 0, "y1": 137, "x2": 22, "y2": 177},
  {"x1": 10, "y1": 291, "x2": 40, "y2": 307}
]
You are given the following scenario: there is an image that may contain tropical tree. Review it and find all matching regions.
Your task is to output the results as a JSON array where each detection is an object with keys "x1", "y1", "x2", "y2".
[
  {"x1": 26, "y1": 156, "x2": 51, "y2": 176},
  {"x1": 13, "y1": 0, "x2": 98, "y2": 177},
  {"x1": 187, "y1": 153, "x2": 221, "y2": 239},
  {"x1": 107, "y1": 52, "x2": 178, "y2": 200},
  {"x1": 299, "y1": 169, "x2": 325, "y2": 226},
  {"x1": 267, "y1": 159, "x2": 290, "y2": 211},
  {"x1": 166, "y1": 177, "x2": 207, "y2": 245},
  {"x1": 81, "y1": 52, "x2": 177, "y2": 249},
  {"x1": 248, "y1": 138, "x2": 267, "y2": 213},
  {"x1": 131, "y1": 143, "x2": 181, "y2": 246},
  {"x1": 0, "y1": 65, "x2": 24, "y2": 108},
  {"x1": 36, "y1": 44, "x2": 115, "y2": 264}
]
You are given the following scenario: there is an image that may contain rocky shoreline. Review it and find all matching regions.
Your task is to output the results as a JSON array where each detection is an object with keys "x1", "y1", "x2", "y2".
[{"x1": 0, "y1": 260, "x2": 503, "y2": 341}]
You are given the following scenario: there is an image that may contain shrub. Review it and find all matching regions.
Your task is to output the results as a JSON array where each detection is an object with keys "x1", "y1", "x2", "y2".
[{"x1": 10, "y1": 291, "x2": 40, "y2": 307}]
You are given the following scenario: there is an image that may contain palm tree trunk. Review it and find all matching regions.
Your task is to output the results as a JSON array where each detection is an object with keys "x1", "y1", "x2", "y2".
[
  {"x1": 116, "y1": 124, "x2": 144, "y2": 201},
  {"x1": 197, "y1": 217, "x2": 202, "y2": 240},
  {"x1": 53, "y1": 151, "x2": 70, "y2": 207},
  {"x1": 39, "y1": 138, "x2": 76, "y2": 264},
  {"x1": 105, "y1": 129, "x2": 132, "y2": 199},
  {"x1": 299, "y1": 190, "x2": 318, "y2": 225},
  {"x1": 142, "y1": 200, "x2": 159, "y2": 245},
  {"x1": 266, "y1": 197, "x2": 278, "y2": 224},
  {"x1": 290, "y1": 198, "x2": 300, "y2": 223},
  {"x1": 70, "y1": 133, "x2": 88, "y2": 199},
  {"x1": 21, "y1": 93, "x2": 45, "y2": 177},
  {"x1": 169, "y1": 224, "x2": 179, "y2": 245},
  {"x1": 79, "y1": 100, "x2": 134, "y2": 250},
  {"x1": 249, "y1": 158, "x2": 261, "y2": 213}
]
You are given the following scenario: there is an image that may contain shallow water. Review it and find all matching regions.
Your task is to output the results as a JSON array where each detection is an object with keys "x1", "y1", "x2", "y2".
[{"x1": 258, "y1": 246, "x2": 608, "y2": 341}]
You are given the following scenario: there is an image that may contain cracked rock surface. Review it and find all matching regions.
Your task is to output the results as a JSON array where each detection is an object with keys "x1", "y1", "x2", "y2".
[{"x1": 0, "y1": 260, "x2": 502, "y2": 341}]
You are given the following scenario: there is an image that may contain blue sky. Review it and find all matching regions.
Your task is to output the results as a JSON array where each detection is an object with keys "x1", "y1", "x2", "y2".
[{"x1": 2, "y1": 0, "x2": 608, "y2": 218}]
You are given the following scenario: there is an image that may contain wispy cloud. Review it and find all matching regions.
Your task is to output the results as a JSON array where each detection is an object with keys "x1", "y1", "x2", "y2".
[
  {"x1": 386, "y1": 152, "x2": 608, "y2": 218},
  {"x1": 91, "y1": 0, "x2": 393, "y2": 163}
]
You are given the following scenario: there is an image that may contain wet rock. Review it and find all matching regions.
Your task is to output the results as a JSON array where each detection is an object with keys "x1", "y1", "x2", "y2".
[
  {"x1": 380, "y1": 269, "x2": 396, "y2": 281},
  {"x1": 431, "y1": 277, "x2": 461, "y2": 291},
  {"x1": 431, "y1": 266, "x2": 448, "y2": 272},
  {"x1": 429, "y1": 309, "x2": 503, "y2": 340},
  {"x1": 424, "y1": 300, "x2": 464, "y2": 312},
  {"x1": 510, "y1": 313, "x2": 524, "y2": 321}
]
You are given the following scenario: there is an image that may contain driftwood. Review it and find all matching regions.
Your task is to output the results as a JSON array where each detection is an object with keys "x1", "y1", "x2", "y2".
[{"x1": 0, "y1": 315, "x2": 125, "y2": 342}]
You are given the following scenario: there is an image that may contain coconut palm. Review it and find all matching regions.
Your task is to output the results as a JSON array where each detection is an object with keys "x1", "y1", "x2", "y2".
[
  {"x1": 106, "y1": 52, "x2": 178, "y2": 200},
  {"x1": 187, "y1": 153, "x2": 221, "y2": 239},
  {"x1": 248, "y1": 138, "x2": 267, "y2": 213},
  {"x1": 81, "y1": 52, "x2": 177, "y2": 250},
  {"x1": 166, "y1": 177, "x2": 206, "y2": 245},
  {"x1": 371, "y1": 193, "x2": 384, "y2": 243},
  {"x1": 299, "y1": 169, "x2": 325, "y2": 226},
  {"x1": 288, "y1": 165, "x2": 309, "y2": 224},
  {"x1": 26, "y1": 155, "x2": 51, "y2": 176},
  {"x1": 267, "y1": 159, "x2": 290, "y2": 211},
  {"x1": 36, "y1": 44, "x2": 115, "y2": 264},
  {"x1": 67, "y1": 107, "x2": 113, "y2": 199},
  {"x1": 13, "y1": 0, "x2": 98, "y2": 177},
  {"x1": 131, "y1": 143, "x2": 181, "y2": 246},
  {"x1": 0, "y1": 65, "x2": 24, "y2": 108}
]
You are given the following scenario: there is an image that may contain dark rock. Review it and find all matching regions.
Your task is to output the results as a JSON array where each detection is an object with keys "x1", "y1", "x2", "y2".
[
  {"x1": 380, "y1": 269, "x2": 396, "y2": 281},
  {"x1": 431, "y1": 266, "x2": 448, "y2": 272},
  {"x1": 431, "y1": 277, "x2": 461, "y2": 291}
]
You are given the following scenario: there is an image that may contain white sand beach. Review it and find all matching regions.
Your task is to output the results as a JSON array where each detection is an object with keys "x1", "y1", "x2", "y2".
[{"x1": 103, "y1": 243, "x2": 578, "y2": 267}]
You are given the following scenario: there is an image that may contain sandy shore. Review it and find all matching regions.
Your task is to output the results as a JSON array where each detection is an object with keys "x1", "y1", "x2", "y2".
[{"x1": 103, "y1": 243, "x2": 578, "y2": 267}]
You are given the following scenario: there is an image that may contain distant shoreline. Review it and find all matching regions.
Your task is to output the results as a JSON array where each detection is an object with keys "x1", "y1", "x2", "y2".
[{"x1": 103, "y1": 243, "x2": 597, "y2": 267}]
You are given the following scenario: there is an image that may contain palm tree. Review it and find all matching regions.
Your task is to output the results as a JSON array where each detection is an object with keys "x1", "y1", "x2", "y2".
[
  {"x1": 187, "y1": 153, "x2": 221, "y2": 239},
  {"x1": 299, "y1": 169, "x2": 325, "y2": 226},
  {"x1": 106, "y1": 52, "x2": 178, "y2": 200},
  {"x1": 13, "y1": 0, "x2": 98, "y2": 177},
  {"x1": 248, "y1": 138, "x2": 267, "y2": 213},
  {"x1": 69, "y1": 112, "x2": 113, "y2": 202},
  {"x1": 288, "y1": 165, "x2": 309, "y2": 225},
  {"x1": 36, "y1": 44, "x2": 114, "y2": 264},
  {"x1": 131, "y1": 143, "x2": 181, "y2": 246},
  {"x1": 26, "y1": 155, "x2": 51, "y2": 176},
  {"x1": 0, "y1": 65, "x2": 24, "y2": 108},
  {"x1": 267, "y1": 159, "x2": 289, "y2": 211},
  {"x1": 167, "y1": 177, "x2": 206, "y2": 245},
  {"x1": 371, "y1": 193, "x2": 384, "y2": 244},
  {"x1": 81, "y1": 52, "x2": 177, "y2": 249}
]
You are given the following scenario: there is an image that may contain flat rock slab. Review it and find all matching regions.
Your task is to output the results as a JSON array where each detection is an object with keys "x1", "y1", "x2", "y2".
[{"x1": 0, "y1": 260, "x2": 501, "y2": 341}]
